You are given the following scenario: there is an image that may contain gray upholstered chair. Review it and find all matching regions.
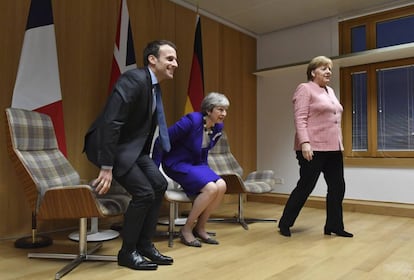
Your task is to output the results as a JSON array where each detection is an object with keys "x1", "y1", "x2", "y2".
[
  {"x1": 208, "y1": 131, "x2": 280, "y2": 230},
  {"x1": 5, "y1": 108, "x2": 130, "y2": 279}
]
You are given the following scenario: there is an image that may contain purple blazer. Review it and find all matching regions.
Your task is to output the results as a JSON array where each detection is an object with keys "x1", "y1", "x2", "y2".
[
  {"x1": 152, "y1": 112, "x2": 223, "y2": 173},
  {"x1": 293, "y1": 81, "x2": 344, "y2": 151}
]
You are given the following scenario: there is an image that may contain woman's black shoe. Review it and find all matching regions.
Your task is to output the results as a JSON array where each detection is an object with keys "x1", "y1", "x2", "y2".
[
  {"x1": 192, "y1": 229, "x2": 219, "y2": 245},
  {"x1": 278, "y1": 225, "x2": 291, "y2": 237},
  {"x1": 179, "y1": 229, "x2": 202, "y2": 247},
  {"x1": 324, "y1": 228, "x2": 353, "y2": 238}
]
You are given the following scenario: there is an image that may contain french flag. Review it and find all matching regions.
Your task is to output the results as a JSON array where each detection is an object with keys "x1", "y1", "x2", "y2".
[
  {"x1": 108, "y1": 0, "x2": 136, "y2": 94},
  {"x1": 12, "y1": 0, "x2": 67, "y2": 156}
]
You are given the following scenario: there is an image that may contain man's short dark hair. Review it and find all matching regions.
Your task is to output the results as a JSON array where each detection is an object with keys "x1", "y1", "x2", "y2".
[{"x1": 143, "y1": 40, "x2": 177, "y2": 66}]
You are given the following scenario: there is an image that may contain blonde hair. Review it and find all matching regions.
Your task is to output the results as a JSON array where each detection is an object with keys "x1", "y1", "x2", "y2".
[{"x1": 306, "y1": 56, "x2": 333, "y2": 81}]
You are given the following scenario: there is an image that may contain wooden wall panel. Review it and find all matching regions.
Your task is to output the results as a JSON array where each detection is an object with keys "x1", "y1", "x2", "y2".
[
  {"x1": 219, "y1": 26, "x2": 257, "y2": 173},
  {"x1": 0, "y1": 0, "x2": 33, "y2": 238},
  {"x1": 0, "y1": 0, "x2": 257, "y2": 238},
  {"x1": 202, "y1": 17, "x2": 221, "y2": 99},
  {"x1": 53, "y1": 0, "x2": 119, "y2": 180},
  {"x1": 170, "y1": 4, "x2": 194, "y2": 121},
  {"x1": 240, "y1": 34, "x2": 258, "y2": 172}
]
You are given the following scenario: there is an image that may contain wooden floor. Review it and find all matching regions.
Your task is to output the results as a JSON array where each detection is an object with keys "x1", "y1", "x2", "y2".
[{"x1": 2, "y1": 201, "x2": 414, "y2": 280}]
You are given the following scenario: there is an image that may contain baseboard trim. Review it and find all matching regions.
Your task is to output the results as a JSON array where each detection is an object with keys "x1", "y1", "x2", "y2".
[{"x1": 247, "y1": 193, "x2": 414, "y2": 218}]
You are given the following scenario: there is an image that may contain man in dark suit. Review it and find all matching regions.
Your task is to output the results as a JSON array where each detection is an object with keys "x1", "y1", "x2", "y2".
[{"x1": 84, "y1": 40, "x2": 178, "y2": 270}]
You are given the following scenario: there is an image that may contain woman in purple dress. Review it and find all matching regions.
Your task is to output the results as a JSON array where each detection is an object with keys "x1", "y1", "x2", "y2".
[{"x1": 153, "y1": 92, "x2": 229, "y2": 247}]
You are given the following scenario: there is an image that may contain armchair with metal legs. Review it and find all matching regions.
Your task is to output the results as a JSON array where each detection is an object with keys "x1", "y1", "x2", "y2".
[
  {"x1": 207, "y1": 132, "x2": 280, "y2": 230},
  {"x1": 5, "y1": 108, "x2": 130, "y2": 279}
]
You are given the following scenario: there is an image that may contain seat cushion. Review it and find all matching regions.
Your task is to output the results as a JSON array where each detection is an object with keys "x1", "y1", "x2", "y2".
[
  {"x1": 245, "y1": 170, "x2": 277, "y2": 188},
  {"x1": 164, "y1": 189, "x2": 193, "y2": 203},
  {"x1": 243, "y1": 181, "x2": 272, "y2": 193},
  {"x1": 97, "y1": 194, "x2": 131, "y2": 216},
  {"x1": 94, "y1": 181, "x2": 130, "y2": 216}
]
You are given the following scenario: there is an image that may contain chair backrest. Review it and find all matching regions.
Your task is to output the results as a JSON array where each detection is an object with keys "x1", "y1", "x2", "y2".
[
  {"x1": 208, "y1": 132, "x2": 243, "y2": 176},
  {"x1": 5, "y1": 108, "x2": 80, "y2": 211},
  {"x1": 208, "y1": 131, "x2": 275, "y2": 195}
]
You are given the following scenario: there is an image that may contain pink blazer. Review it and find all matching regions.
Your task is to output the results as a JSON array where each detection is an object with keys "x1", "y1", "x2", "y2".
[{"x1": 293, "y1": 81, "x2": 344, "y2": 151}]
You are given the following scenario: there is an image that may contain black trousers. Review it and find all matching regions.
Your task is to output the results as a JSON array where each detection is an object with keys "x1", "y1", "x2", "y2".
[
  {"x1": 279, "y1": 151, "x2": 346, "y2": 231},
  {"x1": 115, "y1": 154, "x2": 168, "y2": 252}
]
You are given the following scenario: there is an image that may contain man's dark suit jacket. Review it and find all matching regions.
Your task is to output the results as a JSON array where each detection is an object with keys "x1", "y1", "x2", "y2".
[{"x1": 84, "y1": 67, "x2": 157, "y2": 177}]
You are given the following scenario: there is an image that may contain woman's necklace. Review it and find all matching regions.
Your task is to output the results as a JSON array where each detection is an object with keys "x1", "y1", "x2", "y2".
[{"x1": 203, "y1": 115, "x2": 213, "y2": 135}]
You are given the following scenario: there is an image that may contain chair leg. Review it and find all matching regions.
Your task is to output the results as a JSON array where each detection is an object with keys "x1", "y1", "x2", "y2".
[
  {"x1": 173, "y1": 203, "x2": 187, "y2": 226},
  {"x1": 209, "y1": 194, "x2": 249, "y2": 230},
  {"x1": 168, "y1": 201, "x2": 176, "y2": 247},
  {"x1": 68, "y1": 217, "x2": 120, "y2": 242},
  {"x1": 156, "y1": 200, "x2": 186, "y2": 246},
  {"x1": 15, "y1": 212, "x2": 53, "y2": 249},
  {"x1": 239, "y1": 195, "x2": 278, "y2": 225},
  {"x1": 27, "y1": 217, "x2": 117, "y2": 279},
  {"x1": 237, "y1": 194, "x2": 249, "y2": 230},
  {"x1": 209, "y1": 194, "x2": 277, "y2": 230}
]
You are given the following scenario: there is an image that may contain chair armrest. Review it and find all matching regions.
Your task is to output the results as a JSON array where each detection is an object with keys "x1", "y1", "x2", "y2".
[
  {"x1": 78, "y1": 182, "x2": 131, "y2": 214},
  {"x1": 38, "y1": 185, "x2": 105, "y2": 220},
  {"x1": 81, "y1": 178, "x2": 130, "y2": 196},
  {"x1": 219, "y1": 173, "x2": 247, "y2": 194}
]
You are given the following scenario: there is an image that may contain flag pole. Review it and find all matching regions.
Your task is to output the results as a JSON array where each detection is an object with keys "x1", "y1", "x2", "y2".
[{"x1": 184, "y1": 10, "x2": 205, "y2": 115}]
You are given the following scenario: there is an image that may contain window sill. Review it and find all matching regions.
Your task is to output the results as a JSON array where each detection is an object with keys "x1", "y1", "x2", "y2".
[
  {"x1": 254, "y1": 42, "x2": 414, "y2": 77},
  {"x1": 344, "y1": 157, "x2": 414, "y2": 168}
]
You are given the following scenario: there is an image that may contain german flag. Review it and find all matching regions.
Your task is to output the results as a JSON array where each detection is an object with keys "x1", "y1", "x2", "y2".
[{"x1": 184, "y1": 15, "x2": 204, "y2": 114}]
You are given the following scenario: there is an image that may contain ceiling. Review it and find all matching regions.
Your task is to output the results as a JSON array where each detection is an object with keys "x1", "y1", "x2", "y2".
[{"x1": 171, "y1": 0, "x2": 413, "y2": 36}]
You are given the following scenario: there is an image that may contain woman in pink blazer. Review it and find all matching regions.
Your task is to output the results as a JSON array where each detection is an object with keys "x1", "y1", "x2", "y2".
[{"x1": 278, "y1": 56, "x2": 353, "y2": 238}]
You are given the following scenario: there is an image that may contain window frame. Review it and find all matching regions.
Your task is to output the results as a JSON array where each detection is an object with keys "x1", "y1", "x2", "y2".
[
  {"x1": 339, "y1": 5, "x2": 414, "y2": 167},
  {"x1": 342, "y1": 58, "x2": 414, "y2": 155},
  {"x1": 339, "y1": 5, "x2": 414, "y2": 54}
]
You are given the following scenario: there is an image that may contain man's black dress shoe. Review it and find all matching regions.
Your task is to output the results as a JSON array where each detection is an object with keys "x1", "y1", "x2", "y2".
[
  {"x1": 138, "y1": 244, "x2": 173, "y2": 265},
  {"x1": 324, "y1": 228, "x2": 353, "y2": 238},
  {"x1": 118, "y1": 250, "x2": 158, "y2": 270},
  {"x1": 278, "y1": 225, "x2": 291, "y2": 237}
]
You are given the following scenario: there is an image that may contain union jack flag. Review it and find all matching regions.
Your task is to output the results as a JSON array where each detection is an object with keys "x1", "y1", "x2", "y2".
[{"x1": 108, "y1": 0, "x2": 136, "y2": 93}]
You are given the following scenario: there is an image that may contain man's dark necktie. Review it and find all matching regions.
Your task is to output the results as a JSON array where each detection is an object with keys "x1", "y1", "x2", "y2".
[{"x1": 154, "y1": 84, "x2": 171, "y2": 152}]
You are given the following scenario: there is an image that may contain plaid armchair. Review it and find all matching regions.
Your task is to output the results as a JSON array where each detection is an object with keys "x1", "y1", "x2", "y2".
[
  {"x1": 5, "y1": 108, "x2": 130, "y2": 279},
  {"x1": 208, "y1": 132, "x2": 278, "y2": 229}
]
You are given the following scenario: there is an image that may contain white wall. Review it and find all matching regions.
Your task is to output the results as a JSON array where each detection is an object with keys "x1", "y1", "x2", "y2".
[
  {"x1": 257, "y1": 17, "x2": 338, "y2": 69},
  {"x1": 256, "y1": 18, "x2": 414, "y2": 204}
]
